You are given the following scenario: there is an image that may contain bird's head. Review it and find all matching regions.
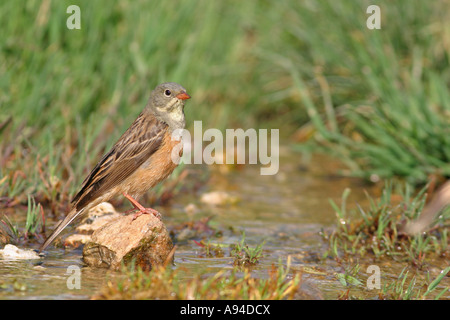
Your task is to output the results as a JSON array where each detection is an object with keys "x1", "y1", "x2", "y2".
[{"x1": 148, "y1": 82, "x2": 190, "y2": 131}]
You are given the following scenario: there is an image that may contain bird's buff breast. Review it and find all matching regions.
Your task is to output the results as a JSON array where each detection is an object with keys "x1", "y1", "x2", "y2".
[{"x1": 122, "y1": 131, "x2": 183, "y2": 198}]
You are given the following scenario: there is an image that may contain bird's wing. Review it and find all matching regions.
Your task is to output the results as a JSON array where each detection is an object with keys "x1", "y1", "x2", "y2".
[{"x1": 72, "y1": 112, "x2": 167, "y2": 210}]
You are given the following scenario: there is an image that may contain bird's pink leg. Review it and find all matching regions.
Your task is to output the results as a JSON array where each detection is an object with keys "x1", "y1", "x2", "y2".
[{"x1": 122, "y1": 193, "x2": 162, "y2": 220}]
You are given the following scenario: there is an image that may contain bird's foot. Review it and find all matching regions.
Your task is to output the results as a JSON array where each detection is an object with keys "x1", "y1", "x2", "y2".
[
  {"x1": 132, "y1": 207, "x2": 162, "y2": 221},
  {"x1": 123, "y1": 192, "x2": 162, "y2": 221}
]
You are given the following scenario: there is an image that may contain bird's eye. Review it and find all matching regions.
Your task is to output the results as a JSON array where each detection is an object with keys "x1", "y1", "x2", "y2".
[{"x1": 164, "y1": 89, "x2": 171, "y2": 97}]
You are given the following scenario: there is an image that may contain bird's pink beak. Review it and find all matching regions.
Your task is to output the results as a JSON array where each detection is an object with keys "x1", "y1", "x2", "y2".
[{"x1": 176, "y1": 92, "x2": 191, "y2": 100}]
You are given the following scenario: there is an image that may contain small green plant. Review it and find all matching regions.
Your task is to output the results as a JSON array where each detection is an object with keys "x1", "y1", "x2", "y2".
[
  {"x1": 0, "y1": 279, "x2": 28, "y2": 292},
  {"x1": 194, "y1": 239, "x2": 226, "y2": 258},
  {"x1": 334, "y1": 264, "x2": 449, "y2": 300},
  {"x1": 230, "y1": 232, "x2": 265, "y2": 267},
  {"x1": 24, "y1": 195, "x2": 45, "y2": 239},
  {"x1": 422, "y1": 266, "x2": 450, "y2": 300},
  {"x1": 335, "y1": 264, "x2": 363, "y2": 287},
  {"x1": 0, "y1": 195, "x2": 45, "y2": 245},
  {"x1": 380, "y1": 266, "x2": 450, "y2": 300},
  {"x1": 0, "y1": 215, "x2": 20, "y2": 245}
]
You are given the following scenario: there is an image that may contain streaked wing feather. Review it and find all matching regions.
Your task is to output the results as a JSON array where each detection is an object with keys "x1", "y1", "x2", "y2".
[{"x1": 72, "y1": 113, "x2": 166, "y2": 210}]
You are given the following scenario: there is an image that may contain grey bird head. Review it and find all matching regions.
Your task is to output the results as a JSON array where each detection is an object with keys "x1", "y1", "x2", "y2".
[{"x1": 147, "y1": 82, "x2": 190, "y2": 131}]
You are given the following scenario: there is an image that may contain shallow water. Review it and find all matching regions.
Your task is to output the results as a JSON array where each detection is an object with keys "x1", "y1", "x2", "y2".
[{"x1": 1, "y1": 147, "x2": 448, "y2": 299}]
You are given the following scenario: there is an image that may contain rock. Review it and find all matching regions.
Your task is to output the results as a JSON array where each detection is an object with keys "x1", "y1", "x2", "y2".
[
  {"x1": 33, "y1": 265, "x2": 46, "y2": 271},
  {"x1": 0, "y1": 244, "x2": 41, "y2": 260},
  {"x1": 184, "y1": 203, "x2": 199, "y2": 215},
  {"x1": 64, "y1": 234, "x2": 92, "y2": 247},
  {"x1": 84, "y1": 202, "x2": 118, "y2": 219},
  {"x1": 200, "y1": 191, "x2": 239, "y2": 206},
  {"x1": 77, "y1": 202, "x2": 122, "y2": 233},
  {"x1": 63, "y1": 202, "x2": 121, "y2": 248},
  {"x1": 82, "y1": 214, "x2": 174, "y2": 270}
]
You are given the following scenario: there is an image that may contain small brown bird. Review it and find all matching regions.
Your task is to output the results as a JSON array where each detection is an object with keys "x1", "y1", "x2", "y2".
[{"x1": 40, "y1": 82, "x2": 190, "y2": 252}]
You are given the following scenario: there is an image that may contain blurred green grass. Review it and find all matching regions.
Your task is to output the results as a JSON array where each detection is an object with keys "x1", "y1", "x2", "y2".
[
  {"x1": 1, "y1": 0, "x2": 450, "y2": 208},
  {"x1": 269, "y1": 0, "x2": 450, "y2": 184}
]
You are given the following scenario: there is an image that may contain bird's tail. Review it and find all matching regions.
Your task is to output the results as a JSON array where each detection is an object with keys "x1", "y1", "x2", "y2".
[{"x1": 39, "y1": 207, "x2": 85, "y2": 252}]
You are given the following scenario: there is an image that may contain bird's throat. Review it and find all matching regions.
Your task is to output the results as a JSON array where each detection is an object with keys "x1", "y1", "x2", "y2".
[{"x1": 154, "y1": 101, "x2": 186, "y2": 132}]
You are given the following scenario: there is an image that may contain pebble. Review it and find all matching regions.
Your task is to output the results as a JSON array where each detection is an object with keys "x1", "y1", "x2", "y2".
[
  {"x1": 200, "y1": 191, "x2": 239, "y2": 206},
  {"x1": 0, "y1": 244, "x2": 41, "y2": 260}
]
